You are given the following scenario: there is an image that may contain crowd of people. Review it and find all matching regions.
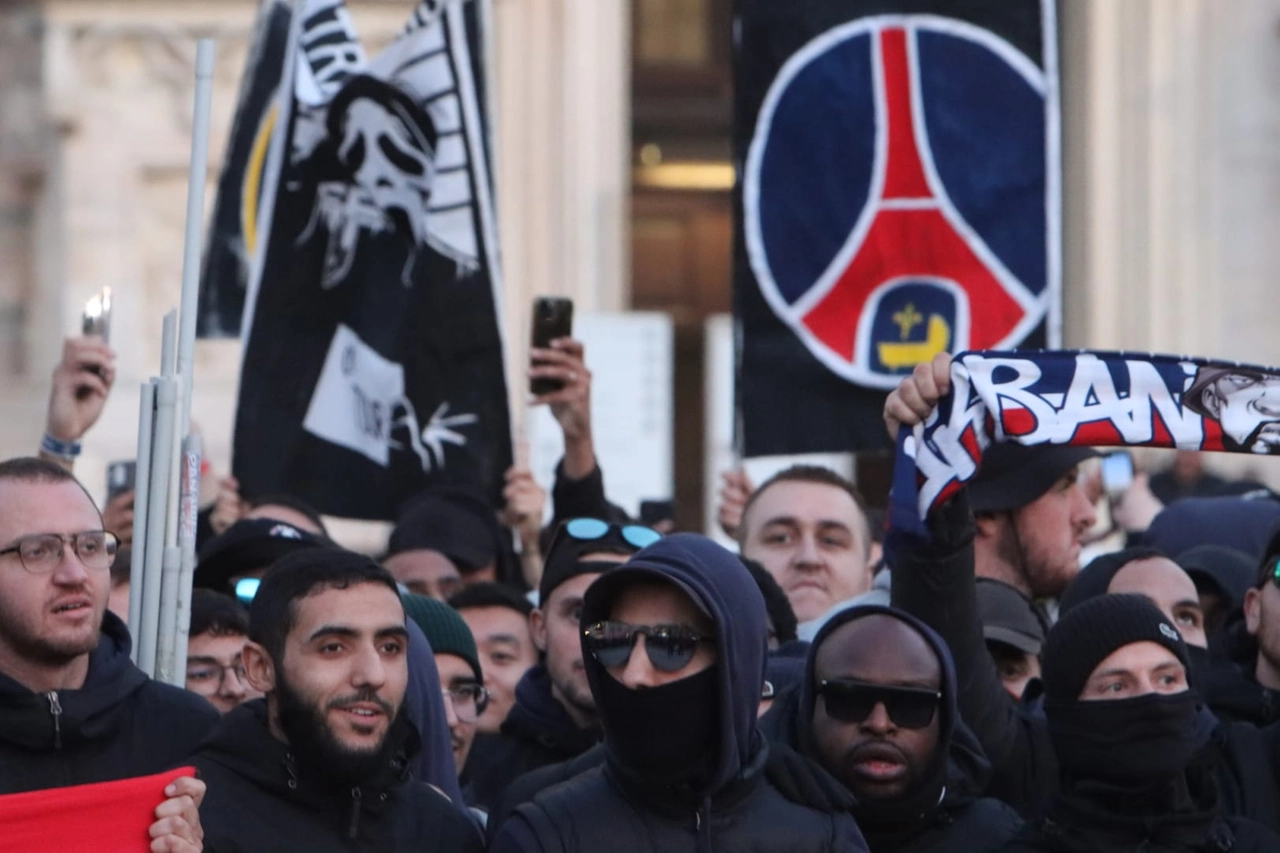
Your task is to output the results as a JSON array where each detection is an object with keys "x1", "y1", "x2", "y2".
[{"x1": 7, "y1": 336, "x2": 1280, "y2": 851}]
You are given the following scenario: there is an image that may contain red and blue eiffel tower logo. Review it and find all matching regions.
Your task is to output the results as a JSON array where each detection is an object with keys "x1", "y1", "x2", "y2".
[{"x1": 745, "y1": 15, "x2": 1057, "y2": 390}]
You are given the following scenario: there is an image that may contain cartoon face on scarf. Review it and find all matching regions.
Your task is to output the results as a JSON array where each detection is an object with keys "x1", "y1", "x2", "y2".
[{"x1": 1189, "y1": 369, "x2": 1280, "y2": 454}]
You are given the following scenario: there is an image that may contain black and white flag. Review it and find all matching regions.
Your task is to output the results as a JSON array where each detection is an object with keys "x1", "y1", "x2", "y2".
[{"x1": 223, "y1": 0, "x2": 511, "y2": 520}]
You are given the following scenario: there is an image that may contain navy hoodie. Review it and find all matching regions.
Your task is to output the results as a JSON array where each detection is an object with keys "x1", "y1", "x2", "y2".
[
  {"x1": 0, "y1": 610, "x2": 218, "y2": 793},
  {"x1": 491, "y1": 533, "x2": 868, "y2": 853},
  {"x1": 763, "y1": 605, "x2": 1021, "y2": 852}
]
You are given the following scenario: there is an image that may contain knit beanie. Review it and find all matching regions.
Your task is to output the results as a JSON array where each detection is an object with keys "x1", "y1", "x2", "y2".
[
  {"x1": 1041, "y1": 594, "x2": 1189, "y2": 704},
  {"x1": 1058, "y1": 546, "x2": 1165, "y2": 616},
  {"x1": 401, "y1": 594, "x2": 482, "y2": 682}
]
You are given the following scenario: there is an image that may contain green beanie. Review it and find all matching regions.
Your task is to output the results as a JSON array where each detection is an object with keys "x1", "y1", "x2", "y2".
[{"x1": 402, "y1": 594, "x2": 482, "y2": 681}]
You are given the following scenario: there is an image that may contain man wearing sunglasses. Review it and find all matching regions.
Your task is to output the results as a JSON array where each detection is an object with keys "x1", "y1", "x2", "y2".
[
  {"x1": 0, "y1": 457, "x2": 215, "y2": 849},
  {"x1": 1241, "y1": 530, "x2": 1280, "y2": 723},
  {"x1": 763, "y1": 605, "x2": 1021, "y2": 852},
  {"x1": 491, "y1": 533, "x2": 868, "y2": 852},
  {"x1": 465, "y1": 518, "x2": 658, "y2": 808}
]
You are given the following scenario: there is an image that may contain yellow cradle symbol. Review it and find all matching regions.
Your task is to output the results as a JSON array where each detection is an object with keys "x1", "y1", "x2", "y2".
[{"x1": 877, "y1": 303, "x2": 951, "y2": 370}]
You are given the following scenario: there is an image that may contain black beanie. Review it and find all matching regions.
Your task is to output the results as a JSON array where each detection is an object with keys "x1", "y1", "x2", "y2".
[
  {"x1": 1058, "y1": 546, "x2": 1165, "y2": 616},
  {"x1": 1042, "y1": 594, "x2": 1190, "y2": 704}
]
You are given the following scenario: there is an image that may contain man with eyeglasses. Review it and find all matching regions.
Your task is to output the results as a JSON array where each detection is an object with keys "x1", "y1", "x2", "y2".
[
  {"x1": 464, "y1": 518, "x2": 658, "y2": 809},
  {"x1": 491, "y1": 532, "x2": 868, "y2": 851},
  {"x1": 0, "y1": 457, "x2": 214, "y2": 850},
  {"x1": 185, "y1": 589, "x2": 261, "y2": 714},
  {"x1": 193, "y1": 548, "x2": 483, "y2": 851},
  {"x1": 402, "y1": 594, "x2": 489, "y2": 777},
  {"x1": 762, "y1": 605, "x2": 1022, "y2": 852}
]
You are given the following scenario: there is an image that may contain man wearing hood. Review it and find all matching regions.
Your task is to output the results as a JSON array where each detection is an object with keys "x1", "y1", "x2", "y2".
[
  {"x1": 0, "y1": 458, "x2": 213, "y2": 847},
  {"x1": 762, "y1": 605, "x2": 1022, "y2": 852},
  {"x1": 464, "y1": 519, "x2": 654, "y2": 808},
  {"x1": 193, "y1": 548, "x2": 483, "y2": 851},
  {"x1": 1004, "y1": 594, "x2": 1280, "y2": 852},
  {"x1": 491, "y1": 533, "x2": 868, "y2": 852}
]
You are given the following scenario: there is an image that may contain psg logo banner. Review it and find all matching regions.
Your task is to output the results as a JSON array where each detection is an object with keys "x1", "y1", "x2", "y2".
[
  {"x1": 224, "y1": 0, "x2": 511, "y2": 520},
  {"x1": 734, "y1": 0, "x2": 1060, "y2": 456}
]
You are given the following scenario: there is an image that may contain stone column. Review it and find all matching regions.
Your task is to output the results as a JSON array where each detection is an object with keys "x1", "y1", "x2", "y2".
[{"x1": 490, "y1": 0, "x2": 631, "y2": 426}]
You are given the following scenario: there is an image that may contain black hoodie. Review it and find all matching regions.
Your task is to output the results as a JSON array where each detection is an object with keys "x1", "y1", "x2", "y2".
[
  {"x1": 761, "y1": 604, "x2": 1023, "y2": 853},
  {"x1": 463, "y1": 663, "x2": 602, "y2": 808},
  {"x1": 192, "y1": 699, "x2": 483, "y2": 852},
  {"x1": 0, "y1": 611, "x2": 218, "y2": 793},
  {"x1": 891, "y1": 492, "x2": 1280, "y2": 831},
  {"x1": 491, "y1": 534, "x2": 869, "y2": 853}
]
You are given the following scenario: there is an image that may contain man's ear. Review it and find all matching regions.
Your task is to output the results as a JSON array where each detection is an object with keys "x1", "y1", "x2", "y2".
[
  {"x1": 241, "y1": 641, "x2": 277, "y2": 694},
  {"x1": 529, "y1": 608, "x2": 548, "y2": 654},
  {"x1": 973, "y1": 511, "x2": 1001, "y2": 541},
  {"x1": 1245, "y1": 588, "x2": 1264, "y2": 637}
]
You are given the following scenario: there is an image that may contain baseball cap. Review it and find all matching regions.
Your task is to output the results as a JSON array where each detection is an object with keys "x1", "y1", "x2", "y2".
[
  {"x1": 976, "y1": 578, "x2": 1045, "y2": 656},
  {"x1": 387, "y1": 491, "x2": 497, "y2": 573},
  {"x1": 196, "y1": 518, "x2": 331, "y2": 594},
  {"x1": 968, "y1": 443, "x2": 1098, "y2": 513}
]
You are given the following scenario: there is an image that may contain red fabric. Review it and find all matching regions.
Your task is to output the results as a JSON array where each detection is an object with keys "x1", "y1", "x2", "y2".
[{"x1": 0, "y1": 766, "x2": 193, "y2": 853}]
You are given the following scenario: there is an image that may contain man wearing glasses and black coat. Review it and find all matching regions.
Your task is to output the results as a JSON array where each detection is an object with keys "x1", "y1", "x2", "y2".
[
  {"x1": 490, "y1": 533, "x2": 869, "y2": 852},
  {"x1": 761, "y1": 604, "x2": 1022, "y2": 852}
]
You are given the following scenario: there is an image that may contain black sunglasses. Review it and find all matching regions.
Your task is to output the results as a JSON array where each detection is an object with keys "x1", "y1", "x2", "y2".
[
  {"x1": 583, "y1": 621, "x2": 712, "y2": 672},
  {"x1": 817, "y1": 679, "x2": 941, "y2": 729}
]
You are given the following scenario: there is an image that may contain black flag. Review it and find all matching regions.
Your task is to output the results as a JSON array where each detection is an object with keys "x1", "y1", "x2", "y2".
[
  {"x1": 198, "y1": 0, "x2": 291, "y2": 338},
  {"x1": 733, "y1": 0, "x2": 1060, "y2": 456},
  {"x1": 228, "y1": 0, "x2": 511, "y2": 520}
]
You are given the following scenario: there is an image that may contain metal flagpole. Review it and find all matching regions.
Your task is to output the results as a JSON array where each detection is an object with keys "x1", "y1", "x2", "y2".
[
  {"x1": 158, "y1": 38, "x2": 218, "y2": 688},
  {"x1": 127, "y1": 382, "x2": 155, "y2": 662}
]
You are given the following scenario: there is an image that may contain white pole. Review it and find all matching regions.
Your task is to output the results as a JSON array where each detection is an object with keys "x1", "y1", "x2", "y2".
[
  {"x1": 138, "y1": 375, "x2": 178, "y2": 678},
  {"x1": 161, "y1": 38, "x2": 218, "y2": 689},
  {"x1": 127, "y1": 382, "x2": 156, "y2": 661},
  {"x1": 176, "y1": 39, "x2": 216, "y2": 437}
]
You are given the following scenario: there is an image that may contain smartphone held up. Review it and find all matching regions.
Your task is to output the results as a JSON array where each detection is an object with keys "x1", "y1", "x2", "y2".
[
  {"x1": 530, "y1": 296, "x2": 574, "y2": 397},
  {"x1": 82, "y1": 287, "x2": 113, "y2": 344}
]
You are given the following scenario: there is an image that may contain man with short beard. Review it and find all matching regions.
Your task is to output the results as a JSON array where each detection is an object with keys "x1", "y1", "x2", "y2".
[
  {"x1": 193, "y1": 549, "x2": 483, "y2": 852},
  {"x1": 0, "y1": 457, "x2": 212, "y2": 849}
]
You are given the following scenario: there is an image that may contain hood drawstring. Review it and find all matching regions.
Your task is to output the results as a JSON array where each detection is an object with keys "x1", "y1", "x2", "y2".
[
  {"x1": 347, "y1": 787, "x2": 363, "y2": 839},
  {"x1": 283, "y1": 754, "x2": 299, "y2": 790},
  {"x1": 46, "y1": 692, "x2": 62, "y2": 750},
  {"x1": 695, "y1": 796, "x2": 713, "y2": 853}
]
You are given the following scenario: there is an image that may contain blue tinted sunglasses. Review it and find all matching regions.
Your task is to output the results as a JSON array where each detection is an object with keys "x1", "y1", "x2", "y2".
[{"x1": 563, "y1": 518, "x2": 662, "y2": 550}]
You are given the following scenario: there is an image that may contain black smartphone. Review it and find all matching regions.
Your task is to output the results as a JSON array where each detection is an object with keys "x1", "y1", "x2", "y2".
[
  {"x1": 106, "y1": 460, "x2": 137, "y2": 502},
  {"x1": 639, "y1": 499, "x2": 675, "y2": 528},
  {"x1": 530, "y1": 296, "x2": 574, "y2": 396}
]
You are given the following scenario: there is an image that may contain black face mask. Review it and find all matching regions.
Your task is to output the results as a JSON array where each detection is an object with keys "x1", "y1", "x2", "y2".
[
  {"x1": 595, "y1": 665, "x2": 720, "y2": 788},
  {"x1": 1047, "y1": 691, "x2": 1203, "y2": 787}
]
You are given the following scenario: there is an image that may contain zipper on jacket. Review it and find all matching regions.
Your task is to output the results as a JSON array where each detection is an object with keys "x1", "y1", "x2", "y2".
[
  {"x1": 347, "y1": 787, "x2": 362, "y2": 839},
  {"x1": 45, "y1": 691, "x2": 62, "y2": 750}
]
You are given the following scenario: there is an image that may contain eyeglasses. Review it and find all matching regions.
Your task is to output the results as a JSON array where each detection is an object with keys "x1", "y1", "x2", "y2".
[
  {"x1": 562, "y1": 518, "x2": 662, "y2": 551},
  {"x1": 442, "y1": 683, "x2": 489, "y2": 723},
  {"x1": 583, "y1": 621, "x2": 712, "y2": 672},
  {"x1": 817, "y1": 679, "x2": 941, "y2": 729},
  {"x1": 0, "y1": 531, "x2": 118, "y2": 574},
  {"x1": 186, "y1": 661, "x2": 249, "y2": 692}
]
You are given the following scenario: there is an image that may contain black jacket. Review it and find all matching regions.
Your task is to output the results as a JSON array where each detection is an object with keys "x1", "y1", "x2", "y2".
[
  {"x1": 1000, "y1": 770, "x2": 1280, "y2": 853},
  {"x1": 0, "y1": 611, "x2": 218, "y2": 793},
  {"x1": 890, "y1": 492, "x2": 1280, "y2": 830},
  {"x1": 463, "y1": 664, "x2": 601, "y2": 808},
  {"x1": 761, "y1": 605, "x2": 1023, "y2": 853},
  {"x1": 192, "y1": 700, "x2": 483, "y2": 852},
  {"x1": 491, "y1": 534, "x2": 869, "y2": 852}
]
